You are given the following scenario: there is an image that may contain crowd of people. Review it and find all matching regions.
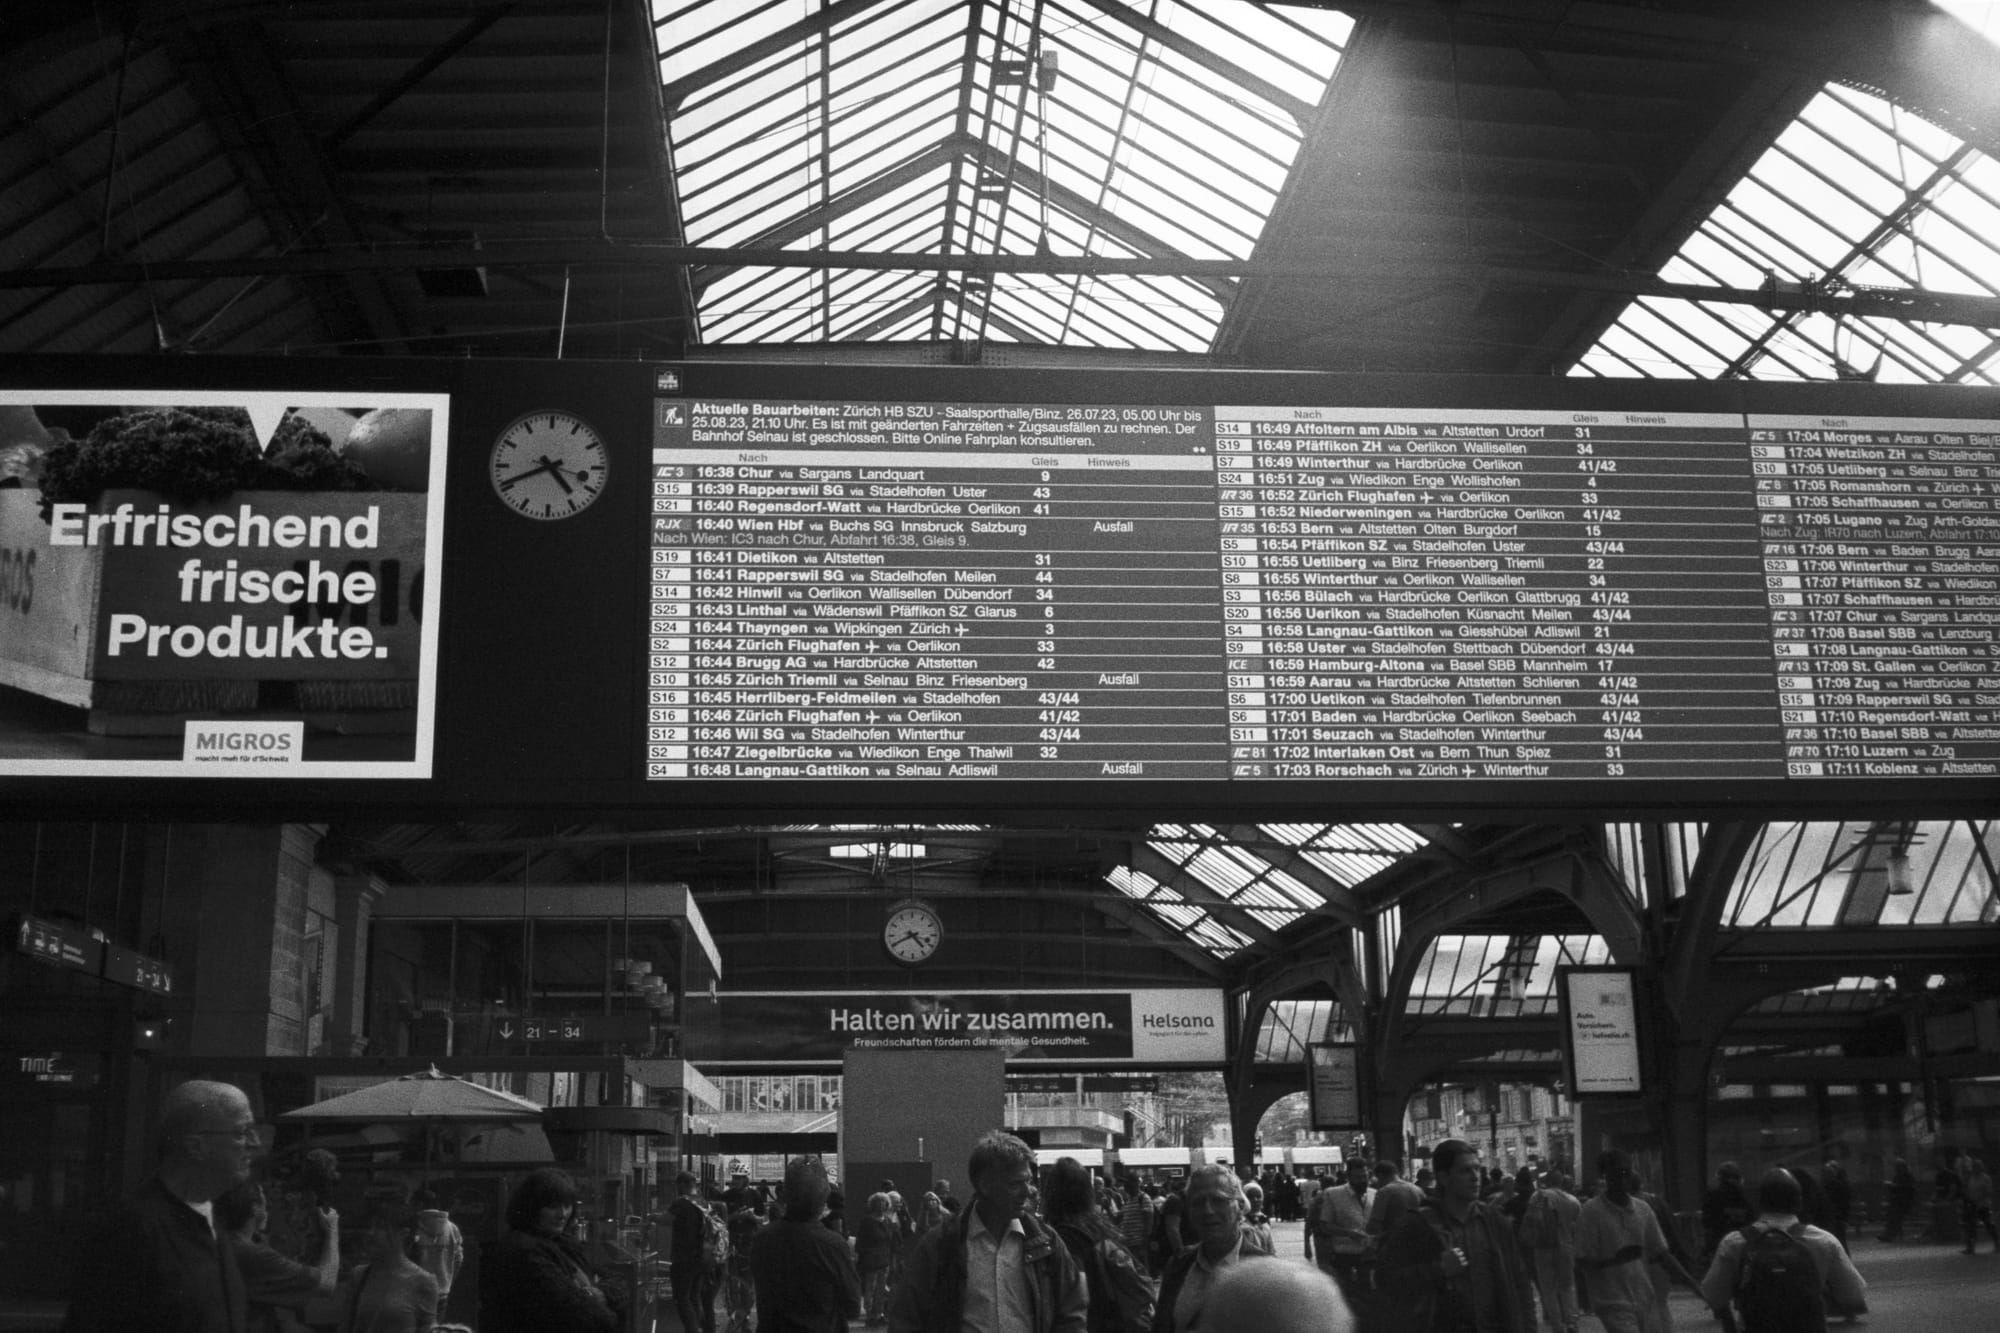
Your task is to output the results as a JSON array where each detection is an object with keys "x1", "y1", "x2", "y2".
[
  {"x1": 633, "y1": 1131, "x2": 1355, "y2": 1333},
  {"x1": 1273, "y1": 1142, "x2": 1873, "y2": 1333},
  {"x1": 54, "y1": 1079, "x2": 1922, "y2": 1333}
]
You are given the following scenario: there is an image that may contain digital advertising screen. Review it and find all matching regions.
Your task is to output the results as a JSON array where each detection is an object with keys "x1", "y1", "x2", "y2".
[{"x1": 0, "y1": 385, "x2": 448, "y2": 778}]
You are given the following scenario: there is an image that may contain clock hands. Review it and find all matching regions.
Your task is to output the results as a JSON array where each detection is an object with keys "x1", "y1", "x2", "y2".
[
  {"x1": 499, "y1": 454, "x2": 591, "y2": 493},
  {"x1": 497, "y1": 458, "x2": 556, "y2": 489}
]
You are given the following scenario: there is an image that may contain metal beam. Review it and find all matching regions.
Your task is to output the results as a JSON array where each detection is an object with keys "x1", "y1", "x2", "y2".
[
  {"x1": 1718, "y1": 1050, "x2": 2000, "y2": 1083},
  {"x1": 323, "y1": 4, "x2": 512, "y2": 148},
  {"x1": 1209, "y1": 823, "x2": 1365, "y2": 928},
  {"x1": 9, "y1": 244, "x2": 2000, "y2": 325},
  {"x1": 1709, "y1": 924, "x2": 2000, "y2": 966},
  {"x1": 659, "y1": 0, "x2": 894, "y2": 114},
  {"x1": 1127, "y1": 844, "x2": 1283, "y2": 947},
  {"x1": 168, "y1": 20, "x2": 412, "y2": 353},
  {"x1": 1066, "y1": 0, "x2": 1318, "y2": 129}
]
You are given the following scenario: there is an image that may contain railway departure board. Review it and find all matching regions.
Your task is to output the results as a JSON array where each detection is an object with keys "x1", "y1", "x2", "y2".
[
  {"x1": 5, "y1": 354, "x2": 1995, "y2": 815},
  {"x1": 646, "y1": 396, "x2": 1999, "y2": 785}
]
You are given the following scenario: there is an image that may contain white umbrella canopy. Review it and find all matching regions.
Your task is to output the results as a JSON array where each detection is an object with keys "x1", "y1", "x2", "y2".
[{"x1": 278, "y1": 1066, "x2": 543, "y2": 1123}]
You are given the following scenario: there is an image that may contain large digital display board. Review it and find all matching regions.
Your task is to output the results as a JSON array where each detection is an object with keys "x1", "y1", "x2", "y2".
[
  {"x1": 646, "y1": 392, "x2": 1997, "y2": 786},
  {"x1": 0, "y1": 356, "x2": 1992, "y2": 816}
]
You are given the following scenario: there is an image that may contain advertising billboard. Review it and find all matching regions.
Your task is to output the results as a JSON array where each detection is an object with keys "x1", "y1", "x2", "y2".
[
  {"x1": 0, "y1": 387, "x2": 447, "y2": 776},
  {"x1": 686, "y1": 988, "x2": 1226, "y2": 1067},
  {"x1": 1558, "y1": 965, "x2": 1646, "y2": 1097}
]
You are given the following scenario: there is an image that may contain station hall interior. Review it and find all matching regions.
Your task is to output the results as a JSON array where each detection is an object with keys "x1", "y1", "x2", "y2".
[{"x1": 4, "y1": 0, "x2": 2000, "y2": 1322}]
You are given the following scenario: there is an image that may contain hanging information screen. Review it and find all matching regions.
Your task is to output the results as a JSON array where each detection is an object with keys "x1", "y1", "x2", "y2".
[{"x1": 645, "y1": 396, "x2": 1997, "y2": 784}]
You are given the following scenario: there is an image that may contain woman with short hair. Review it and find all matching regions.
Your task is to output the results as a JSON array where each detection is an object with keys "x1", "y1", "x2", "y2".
[
  {"x1": 481, "y1": 1168, "x2": 620, "y2": 1333},
  {"x1": 854, "y1": 1191, "x2": 900, "y2": 1324}
]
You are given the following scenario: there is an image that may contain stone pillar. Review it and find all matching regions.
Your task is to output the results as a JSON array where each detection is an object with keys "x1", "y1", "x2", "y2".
[
  {"x1": 168, "y1": 824, "x2": 286, "y2": 1056},
  {"x1": 328, "y1": 871, "x2": 386, "y2": 1056}
]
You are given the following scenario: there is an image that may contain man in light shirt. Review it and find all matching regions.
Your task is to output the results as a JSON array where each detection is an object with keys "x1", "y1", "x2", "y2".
[
  {"x1": 1576, "y1": 1150, "x2": 1699, "y2": 1333},
  {"x1": 1309, "y1": 1158, "x2": 1376, "y2": 1310},
  {"x1": 888, "y1": 1130, "x2": 1086, "y2": 1333},
  {"x1": 1153, "y1": 1164, "x2": 1273, "y2": 1333}
]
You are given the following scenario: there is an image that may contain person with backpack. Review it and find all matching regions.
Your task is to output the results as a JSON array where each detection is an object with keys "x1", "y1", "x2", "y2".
[
  {"x1": 1044, "y1": 1157, "x2": 1156, "y2": 1333},
  {"x1": 1698, "y1": 1168, "x2": 1866, "y2": 1333},
  {"x1": 1377, "y1": 1140, "x2": 1535, "y2": 1333},
  {"x1": 669, "y1": 1169, "x2": 721, "y2": 1333},
  {"x1": 1575, "y1": 1150, "x2": 1699, "y2": 1333},
  {"x1": 1516, "y1": 1172, "x2": 1580, "y2": 1333}
]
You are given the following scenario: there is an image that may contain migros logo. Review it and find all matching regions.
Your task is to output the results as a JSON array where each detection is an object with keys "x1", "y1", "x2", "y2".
[{"x1": 182, "y1": 721, "x2": 304, "y2": 764}]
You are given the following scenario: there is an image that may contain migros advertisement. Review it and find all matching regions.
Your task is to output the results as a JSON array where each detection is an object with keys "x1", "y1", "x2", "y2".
[{"x1": 0, "y1": 388, "x2": 447, "y2": 776}]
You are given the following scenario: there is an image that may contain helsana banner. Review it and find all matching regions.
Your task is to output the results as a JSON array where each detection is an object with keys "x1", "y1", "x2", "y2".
[
  {"x1": 0, "y1": 389, "x2": 447, "y2": 776},
  {"x1": 688, "y1": 988, "x2": 1226, "y2": 1066}
]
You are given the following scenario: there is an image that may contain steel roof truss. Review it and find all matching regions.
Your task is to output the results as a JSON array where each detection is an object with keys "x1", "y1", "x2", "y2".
[
  {"x1": 1211, "y1": 823, "x2": 1363, "y2": 927},
  {"x1": 1126, "y1": 842, "x2": 1281, "y2": 946},
  {"x1": 660, "y1": 0, "x2": 896, "y2": 114},
  {"x1": 1058, "y1": 0, "x2": 1315, "y2": 130}
]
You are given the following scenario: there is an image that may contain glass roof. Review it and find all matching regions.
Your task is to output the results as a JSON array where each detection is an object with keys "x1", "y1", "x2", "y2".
[
  {"x1": 1250, "y1": 996, "x2": 1343, "y2": 1063},
  {"x1": 1404, "y1": 934, "x2": 1612, "y2": 1016},
  {"x1": 1574, "y1": 81, "x2": 2000, "y2": 383},
  {"x1": 1724, "y1": 820, "x2": 1999, "y2": 929},
  {"x1": 655, "y1": 0, "x2": 1352, "y2": 349},
  {"x1": 1107, "y1": 821, "x2": 1430, "y2": 960}
]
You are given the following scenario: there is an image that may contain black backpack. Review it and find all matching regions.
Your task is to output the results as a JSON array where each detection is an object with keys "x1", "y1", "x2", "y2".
[{"x1": 1733, "y1": 1225, "x2": 1826, "y2": 1333}]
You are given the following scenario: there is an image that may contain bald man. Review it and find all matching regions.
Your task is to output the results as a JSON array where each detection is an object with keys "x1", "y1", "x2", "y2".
[
  {"x1": 1194, "y1": 1261, "x2": 1353, "y2": 1333},
  {"x1": 64, "y1": 1079, "x2": 262, "y2": 1333}
]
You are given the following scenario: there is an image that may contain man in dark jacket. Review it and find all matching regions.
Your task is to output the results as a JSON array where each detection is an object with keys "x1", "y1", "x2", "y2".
[
  {"x1": 64, "y1": 1079, "x2": 260, "y2": 1333},
  {"x1": 889, "y1": 1131, "x2": 1086, "y2": 1333},
  {"x1": 749, "y1": 1156, "x2": 863, "y2": 1333},
  {"x1": 669, "y1": 1170, "x2": 718, "y2": 1333},
  {"x1": 1151, "y1": 1164, "x2": 1273, "y2": 1333},
  {"x1": 1377, "y1": 1140, "x2": 1535, "y2": 1333}
]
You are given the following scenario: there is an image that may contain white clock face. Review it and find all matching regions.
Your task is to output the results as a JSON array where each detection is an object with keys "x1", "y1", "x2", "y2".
[
  {"x1": 490, "y1": 411, "x2": 609, "y2": 520},
  {"x1": 884, "y1": 905, "x2": 942, "y2": 964}
]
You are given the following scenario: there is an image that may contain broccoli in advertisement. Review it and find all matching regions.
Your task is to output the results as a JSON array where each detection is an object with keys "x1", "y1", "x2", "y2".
[{"x1": 0, "y1": 390, "x2": 448, "y2": 777}]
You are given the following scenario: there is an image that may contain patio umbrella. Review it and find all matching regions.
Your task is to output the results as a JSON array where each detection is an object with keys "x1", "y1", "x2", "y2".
[{"x1": 278, "y1": 1066, "x2": 545, "y2": 1176}]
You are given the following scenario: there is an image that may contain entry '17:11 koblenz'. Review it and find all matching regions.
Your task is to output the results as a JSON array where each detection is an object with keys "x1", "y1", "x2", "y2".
[{"x1": 641, "y1": 397, "x2": 1998, "y2": 782}]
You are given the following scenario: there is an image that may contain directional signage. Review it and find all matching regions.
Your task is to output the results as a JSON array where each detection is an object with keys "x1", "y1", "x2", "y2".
[
  {"x1": 492, "y1": 1013, "x2": 654, "y2": 1047},
  {"x1": 102, "y1": 942, "x2": 175, "y2": 996},
  {"x1": 14, "y1": 914, "x2": 102, "y2": 974}
]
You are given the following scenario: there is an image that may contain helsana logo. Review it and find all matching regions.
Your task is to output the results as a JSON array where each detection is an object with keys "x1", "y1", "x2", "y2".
[
  {"x1": 182, "y1": 721, "x2": 304, "y2": 764},
  {"x1": 1142, "y1": 1011, "x2": 1217, "y2": 1031}
]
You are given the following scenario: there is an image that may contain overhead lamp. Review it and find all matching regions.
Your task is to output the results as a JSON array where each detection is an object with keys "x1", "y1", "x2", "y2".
[{"x1": 1886, "y1": 848, "x2": 1916, "y2": 896}]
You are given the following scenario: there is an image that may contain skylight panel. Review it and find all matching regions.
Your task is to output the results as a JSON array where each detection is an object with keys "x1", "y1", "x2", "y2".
[
  {"x1": 1104, "y1": 862, "x2": 1252, "y2": 957},
  {"x1": 658, "y1": 0, "x2": 795, "y2": 73},
  {"x1": 1576, "y1": 81, "x2": 2000, "y2": 384},
  {"x1": 658, "y1": 0, "x2": 1349, "y2": 350}
]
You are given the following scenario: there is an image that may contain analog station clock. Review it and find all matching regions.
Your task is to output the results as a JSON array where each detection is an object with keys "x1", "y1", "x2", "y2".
[
  {"x1": 489, "y1": 410, "x2": 609, "y2": 519},
  {"x1": 883, "y1": 899, "x2": 943, "y2": 966}
]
